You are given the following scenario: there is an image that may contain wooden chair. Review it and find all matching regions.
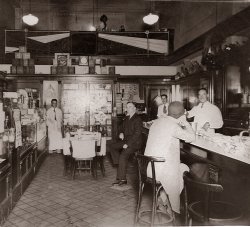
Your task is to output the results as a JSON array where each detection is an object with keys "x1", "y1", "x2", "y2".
[
  {"x1": 183, "y1": 171, "x2": 242, "y2": 226},
  {"x1": 95, "y1": 136, "x2": 106, "y2": 177},
  {"x1": 71, "y1": 139, "x2": 97, "y2": 179},
  {"x1": 62, "y1": 138, "x2": 72, "y2": 176},
  {"x1": 135, "y1": 154, "x2": 175, "y2": 227}
]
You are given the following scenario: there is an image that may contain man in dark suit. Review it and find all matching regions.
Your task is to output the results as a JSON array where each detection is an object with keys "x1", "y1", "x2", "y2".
[{"x1": 110, "y1": 102, "x2": 143, "y2": 186}]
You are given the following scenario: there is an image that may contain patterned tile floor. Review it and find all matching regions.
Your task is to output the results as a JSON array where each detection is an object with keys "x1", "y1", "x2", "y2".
[
  {"x1": 3, "y1": 153, "x2": 249, "y2": 227},
  {"x1": 3, "y1": 153, "x2": 168, "y2": 227},
  {"x1": 2, "y1": 154, "x2": 141, "y2": 227}
]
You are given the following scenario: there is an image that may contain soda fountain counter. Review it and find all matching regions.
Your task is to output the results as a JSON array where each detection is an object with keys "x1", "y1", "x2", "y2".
[{"x1": 142, "y1": 122, "x2": 250, "y2": 215}]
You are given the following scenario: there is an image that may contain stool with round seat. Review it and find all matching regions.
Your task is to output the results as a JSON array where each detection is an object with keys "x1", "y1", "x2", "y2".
[
  {"x1": 135, "y1": 154, "x2": 175, "y2": 227},
  {"x1": 183, "y1": 171, "x2": 242, "y2": 226}
]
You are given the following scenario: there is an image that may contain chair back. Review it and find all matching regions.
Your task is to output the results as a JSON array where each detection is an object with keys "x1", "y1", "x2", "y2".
[
  {"x1": 183, "y1": 171, "x2": 223, "y2": 193},
  {"x1": 136, "y1": 154, "x2": 165, "y2": 184},
  {"x1": 71, "y1": 139, "x2": 96, "y2": 159},
  {"x1": 62, "y1": 138, "x2": 71, "y2": 155},
  {"x1": 183, "y1": 171, "x2": 223, "y2": 222}
]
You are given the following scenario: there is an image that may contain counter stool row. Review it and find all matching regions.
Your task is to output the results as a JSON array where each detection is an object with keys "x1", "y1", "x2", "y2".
[{"x1": 135, "y1": 154, "x2": 243, "y2": 226}]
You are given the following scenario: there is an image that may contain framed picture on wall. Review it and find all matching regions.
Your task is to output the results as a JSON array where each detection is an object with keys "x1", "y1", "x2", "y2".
[{"x1": 55, "y1": 53, "x2": 70, "y2": 66}]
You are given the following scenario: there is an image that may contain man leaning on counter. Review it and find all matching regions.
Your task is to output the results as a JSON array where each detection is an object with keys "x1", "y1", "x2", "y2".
[{"x1": 187, "y1": 88, "x2": 223, "y2": 133}]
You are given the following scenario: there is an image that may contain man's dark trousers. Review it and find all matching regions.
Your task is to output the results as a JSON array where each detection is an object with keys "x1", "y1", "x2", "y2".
[{"x1": 110, "y1": 141, "x2": 137, "y2": 180}]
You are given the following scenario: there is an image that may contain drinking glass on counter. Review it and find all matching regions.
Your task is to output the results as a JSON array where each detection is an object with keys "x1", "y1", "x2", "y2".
[{"x1": 190, "y1": 122, "x2": 198, "y2": 134}]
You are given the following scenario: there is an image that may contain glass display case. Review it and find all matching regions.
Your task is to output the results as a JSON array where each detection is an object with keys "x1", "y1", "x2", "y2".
[
  {"x1": 36, "y1": 121, "x2": 46, "y2": 143},
  {"x1": 62, "y1": 81, "x2": 113, "y2": 137},
  {"x1": 222, "y1": 65, "x2": 250, "y2": 133},
  {"x1": 21, "y1": 123, "x2": 36, "y2": 150}
]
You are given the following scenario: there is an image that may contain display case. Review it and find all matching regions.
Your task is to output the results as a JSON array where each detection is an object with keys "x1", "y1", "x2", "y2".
[
  {"x1": 220, "y1": 65, "x2": 250, "y2": 134},
  {"x1": 21, "y1": 123, "x2": 36, "y2": 151},
  {"x1": 62, "y1": 81, "x2": 113, "y2": 137},
  {"x1": 36, "y1": 121, "x2": 46, "y2": 143}
]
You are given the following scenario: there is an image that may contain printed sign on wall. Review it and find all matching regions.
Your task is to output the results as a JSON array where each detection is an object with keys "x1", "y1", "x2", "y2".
[{"x1": 43, "y1": 81, "x2": 59, "y2": 108}]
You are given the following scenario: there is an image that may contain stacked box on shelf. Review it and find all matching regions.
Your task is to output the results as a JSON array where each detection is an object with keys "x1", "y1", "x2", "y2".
[
  {"x1": 50, "y1": 66, "x2": 75, "y2": 75},
  {"x1": 51, "y1": 53, "x2": 75, "y2": 75},
  {"x1": 11, "y1": 46, "x2": 35, "y2": 75}
]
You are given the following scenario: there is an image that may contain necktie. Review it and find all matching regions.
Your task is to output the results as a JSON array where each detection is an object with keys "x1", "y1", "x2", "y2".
[
  {"x1": 201, "y1": 103, "x2": 204, "y2": 108},
  {"x1": 54, "y1": 108, "x2": 57, "y2": 120},
  {"x1": 163, "y1": 105, "x2": 167, "y2": 114}
]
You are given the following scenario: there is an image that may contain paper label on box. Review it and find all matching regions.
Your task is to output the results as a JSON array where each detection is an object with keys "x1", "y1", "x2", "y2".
[
  {"x1": 28, "y1": 109, "x2": 35, "y2": 115},
  {"x1": 15, "y1": 121, "x2": 22, "y2": 148},
  {"x1": 3, "y1": 92, "x2": 18, "y2": 98}
]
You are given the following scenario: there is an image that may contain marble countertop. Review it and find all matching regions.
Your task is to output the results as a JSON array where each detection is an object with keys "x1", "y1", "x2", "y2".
[
  {"x1": 143, "y1": 124, "x2": 250, "y2": 165},
  {"x1": 187, "y1": 135, "x2": 250, "y2": 165}
]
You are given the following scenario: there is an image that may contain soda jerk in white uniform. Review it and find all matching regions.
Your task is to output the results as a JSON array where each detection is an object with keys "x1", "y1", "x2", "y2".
[
  {"x1": 188, "y1": 88, "x2": 223, "y2": 133},
  {"x1": 46, "y1": 99, "x2": 63, "y2": 153}
]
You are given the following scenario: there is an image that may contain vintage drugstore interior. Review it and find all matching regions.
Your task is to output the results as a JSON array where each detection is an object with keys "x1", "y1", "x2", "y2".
[{"x1": 0, "y1": 0, "x2": 250, "y2": 226}]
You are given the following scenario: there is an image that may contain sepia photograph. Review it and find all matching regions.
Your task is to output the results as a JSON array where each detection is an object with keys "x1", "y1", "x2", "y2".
[{"x1": 0, "y1": 0, "x2": 250, "y2": 226}]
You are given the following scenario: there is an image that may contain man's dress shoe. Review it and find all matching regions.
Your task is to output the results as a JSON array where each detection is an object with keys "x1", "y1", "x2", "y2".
[
  {"x1": 112, "y1": 179, "x2": 120, "y2": 186},
  {"x1": 118, "y1": 180, "x2": 127, "y2": 186}
]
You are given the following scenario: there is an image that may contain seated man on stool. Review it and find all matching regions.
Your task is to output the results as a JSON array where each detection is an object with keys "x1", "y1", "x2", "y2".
[
  {"x1": 145, "y1": 101, "x2": 195, "y2": 215},
  {"x1": 110, "y1": 102, "x2": 143, "y2": 186}
]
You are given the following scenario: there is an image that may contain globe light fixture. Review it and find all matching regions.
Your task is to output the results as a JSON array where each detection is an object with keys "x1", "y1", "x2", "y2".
[
  {"x1": 143, "y1": 13, "x2": 159, "y2": 25},
  {"x1": 22, "y1": 13, "x2": 39, "y2": 26},
  {"x1": 22, "y1": 0, "x2": 39, "y2": 26}
]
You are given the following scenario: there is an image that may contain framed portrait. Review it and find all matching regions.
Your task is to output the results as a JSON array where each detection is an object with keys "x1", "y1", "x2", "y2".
[{"x1": 55, "y1": 53, "x2": 70, "y2": 66}]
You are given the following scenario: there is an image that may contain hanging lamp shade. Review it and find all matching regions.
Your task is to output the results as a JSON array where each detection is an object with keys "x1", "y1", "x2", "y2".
[
  {"x1": 22, "y1": 13, "x2": 39, "y2": 26},
  {"x1": 143, "y1": 13, "x2": 159, "y2": 25}
]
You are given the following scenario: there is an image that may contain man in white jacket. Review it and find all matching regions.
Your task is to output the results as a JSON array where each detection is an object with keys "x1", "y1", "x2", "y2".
[
  {"x1": 46, "y1": 99, "x2": 63, "y2": 154},
  {"x1": 145, "y1": 101, "x2": 195, "y2": 214},
  {"x1": 187, "y1": 88, "x2": 223, "y2": 133}
]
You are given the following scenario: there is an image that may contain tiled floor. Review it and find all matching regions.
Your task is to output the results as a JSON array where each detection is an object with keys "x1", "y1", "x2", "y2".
[
  {"x1": 3, "y1": 152, "x2": 249, "y2": 227},
  {"x1": 2, "y1": 154, "x2": 140, "y2": 227}
]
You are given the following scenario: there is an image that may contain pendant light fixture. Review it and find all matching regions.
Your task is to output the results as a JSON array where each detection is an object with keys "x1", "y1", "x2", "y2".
[
  {"x1": 143, "y1": 13, "x2": 159, "y2": 25},
  {"x1": 143, "y1": 0, "x2": 159, "y2": 25},
  {"x1": 22, "y1": 0, "x2": 39, "y2": 26},
  {"x1": 89, "y1": 0, "x2": 96, "y2": 31}
]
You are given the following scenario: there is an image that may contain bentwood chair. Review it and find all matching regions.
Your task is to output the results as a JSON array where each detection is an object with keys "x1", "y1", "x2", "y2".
[
  {"x1": 71, "y1": 139, "x2": 97, "y2": 179},
  {"x1": 135, "y1": 154, "x2": 175, "y2": 227},
  {"x1": 183, "y1": 171, "x2": 242, "y2": 226}
]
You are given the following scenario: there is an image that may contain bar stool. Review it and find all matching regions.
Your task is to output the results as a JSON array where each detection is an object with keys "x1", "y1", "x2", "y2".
[
  {"x1": 135, "y1": 154, "x2": 175, "y2": 227},
  {"x1": 183, "y1": 171, "x2": 242, "y2": 226}
]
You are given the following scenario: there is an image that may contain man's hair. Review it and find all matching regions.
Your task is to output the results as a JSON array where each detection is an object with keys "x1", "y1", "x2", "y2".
[
  {"x1": 51, "y1": 99, "x2": 57, "y2": 103},
  {"x1": 198, "y1": 88, "x2": 208, "y2": 94},
  {"x1": 168, "y1": 101, "x2": 185, "y2": 119},
  {"x1": 161, "y1": 94, "x2": 168, "y2": 99},
  {"x1": 126, "y1": 101, "x2": 136, "y2": 107}
]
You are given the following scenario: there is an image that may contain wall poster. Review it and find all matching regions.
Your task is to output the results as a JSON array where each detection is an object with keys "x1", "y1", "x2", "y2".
[{"x1": 43, "y1": 81, "x2": 59, "y2": 108}]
